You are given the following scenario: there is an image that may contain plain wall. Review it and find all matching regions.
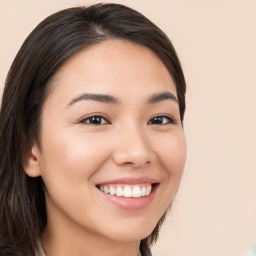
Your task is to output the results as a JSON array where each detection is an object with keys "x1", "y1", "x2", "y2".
[{"x1": 1, "y1": 1, "x2": 256, "y2": 255}]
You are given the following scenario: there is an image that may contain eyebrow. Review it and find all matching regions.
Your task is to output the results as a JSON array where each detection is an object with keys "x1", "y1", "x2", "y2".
[
  {"x1": 68, "y1": 93, "x2": 120, "y2": 106},
  {"x1": 147, "y1": 91, "x2": 179, "y2": 104},
  {"x1": 67, "y1": 91, "x2": 178, "y2": 107}
]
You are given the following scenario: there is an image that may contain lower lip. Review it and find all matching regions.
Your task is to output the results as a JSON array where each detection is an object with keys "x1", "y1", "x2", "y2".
[{"x1": 97, "y1": 185, "x2": 158, "y2": 210}]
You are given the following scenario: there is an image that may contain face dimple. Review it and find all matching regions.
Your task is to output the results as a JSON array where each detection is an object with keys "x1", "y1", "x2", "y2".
[{"x1": 38, "y1": 39, "x2": 186, "y2": 245}]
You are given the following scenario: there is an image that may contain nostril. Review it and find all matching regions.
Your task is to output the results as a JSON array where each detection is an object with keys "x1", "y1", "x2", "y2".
[{"x1": 112, "y1": 146, "x2": 154, "y2": 168}]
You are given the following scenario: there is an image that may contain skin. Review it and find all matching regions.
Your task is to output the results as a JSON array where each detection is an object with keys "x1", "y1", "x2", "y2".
[{"x1": 25, "y1": 39, "x2": 186, "y2": 256}]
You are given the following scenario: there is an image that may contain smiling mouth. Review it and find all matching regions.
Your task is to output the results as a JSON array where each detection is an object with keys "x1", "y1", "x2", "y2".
[{"x1": 96, "y1": 183, "x2": 158, "y2": 198}]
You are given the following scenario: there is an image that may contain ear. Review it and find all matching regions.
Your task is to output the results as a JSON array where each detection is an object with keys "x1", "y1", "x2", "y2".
[{"x1": 23, "y1": 143, "x2": 42, "y2": 177}]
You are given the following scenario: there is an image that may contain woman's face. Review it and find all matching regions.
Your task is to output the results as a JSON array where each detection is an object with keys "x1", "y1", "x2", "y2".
[{"x1": 31, "y1": 40, "x2": 186, "y2": 243}]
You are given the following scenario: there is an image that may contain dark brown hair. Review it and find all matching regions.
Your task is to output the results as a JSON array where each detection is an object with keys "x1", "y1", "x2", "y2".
[{"x1": 0, "y1": 3, "x2": 186, "y2": 255}]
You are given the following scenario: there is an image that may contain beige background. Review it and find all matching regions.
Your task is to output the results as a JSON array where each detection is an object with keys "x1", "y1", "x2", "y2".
[{"x1": 1, "y1": 0, "x2": 256, "y2": 255}]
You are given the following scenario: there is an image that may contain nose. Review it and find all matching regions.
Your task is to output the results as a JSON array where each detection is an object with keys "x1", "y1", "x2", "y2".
[{"x1": 112, "y1": 125, "x2": 154, "y2": 168}]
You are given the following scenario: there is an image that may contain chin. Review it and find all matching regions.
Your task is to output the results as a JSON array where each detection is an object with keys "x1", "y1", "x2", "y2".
[{"x1": 102, "y1": 221, "x2": 157, "y2": 243}]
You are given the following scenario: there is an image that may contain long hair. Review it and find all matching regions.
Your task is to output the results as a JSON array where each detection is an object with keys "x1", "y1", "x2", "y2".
[{"x1": 0, "y1": 3, "x2": 186, "y2": 255}]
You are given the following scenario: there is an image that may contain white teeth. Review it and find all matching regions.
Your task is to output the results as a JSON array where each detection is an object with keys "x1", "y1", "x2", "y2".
[
  {"x1": 116, "y1": 186, "x2": 124, "y2": 196},
  {"x1": 145, "y1": 186, "x2": 152, "y2": 196},
  {"x1": 99, "y1": 185, "x2": 153, "y2": 198},
  {"x1": 103, "y1": 186, "x2": 109, "y2": 194},
  {"x1": 124, "y1": 186, "x2": 132, "y2": 197},
  {"x1": 132, "y1": 186, "x2": 142, "y2": 198},
  {"x1": 141, "y1": 187, "x2": 146, "y2": 196},
  {"x1": 109, "y1": 186, "x2": 116, "y2": 195}
]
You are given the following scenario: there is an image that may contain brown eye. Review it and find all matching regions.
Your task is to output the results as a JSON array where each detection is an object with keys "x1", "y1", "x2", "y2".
[
  {"x1": 80, "y1": 115, "x2": 109, "y2": 125},
  {"x1": 148, "y1": 115, "x2": 174, "y2": 125}
]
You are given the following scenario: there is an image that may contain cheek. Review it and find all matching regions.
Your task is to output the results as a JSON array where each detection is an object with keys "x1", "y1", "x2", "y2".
[
  {"x1": 39, "y1": 131, "x2": 112, "y2": 185},
  {"x1": 39, "y1": 132, "x2": 113, "y2": 218},
  {"x1": 156, "y1": 131, "x2": 187, "y2": 176},
  {"x1": 155, "y1": 130, "x2": 186, "y2": 204},
  {"x1": 153, "y1": 131, "x2": 186, "y2": 209}
]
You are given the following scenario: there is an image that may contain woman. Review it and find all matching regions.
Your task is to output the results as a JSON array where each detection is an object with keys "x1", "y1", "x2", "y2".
[{"x1": 0, "y1": 3, "x2": 186, "y2": 256}]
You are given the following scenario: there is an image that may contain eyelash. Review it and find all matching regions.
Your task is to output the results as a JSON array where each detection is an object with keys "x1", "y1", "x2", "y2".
[
  {"x1": 79, "y1": 114, "x2": 175, "y2": 126},
  {"x1": 147, "y1": 115, "x2": 175, "y2": 125},
  {"x1": 79, "y1": 115, "x2": 110, "y2": 125}
]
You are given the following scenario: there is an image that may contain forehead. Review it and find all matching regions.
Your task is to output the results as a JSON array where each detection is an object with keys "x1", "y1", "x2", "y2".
[{"x1": 47, "y1": 39, "x2": 177, "y2": 105}]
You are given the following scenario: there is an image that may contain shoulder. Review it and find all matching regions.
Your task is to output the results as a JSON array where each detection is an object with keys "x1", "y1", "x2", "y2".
[{"x1": 243, "y1": 245, "x2": 256, "y2": 256}]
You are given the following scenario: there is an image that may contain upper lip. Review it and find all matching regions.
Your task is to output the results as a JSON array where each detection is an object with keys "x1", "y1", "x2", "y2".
[{"x1": 96, "y1": 176, "x2": 159, "y2": 185}]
